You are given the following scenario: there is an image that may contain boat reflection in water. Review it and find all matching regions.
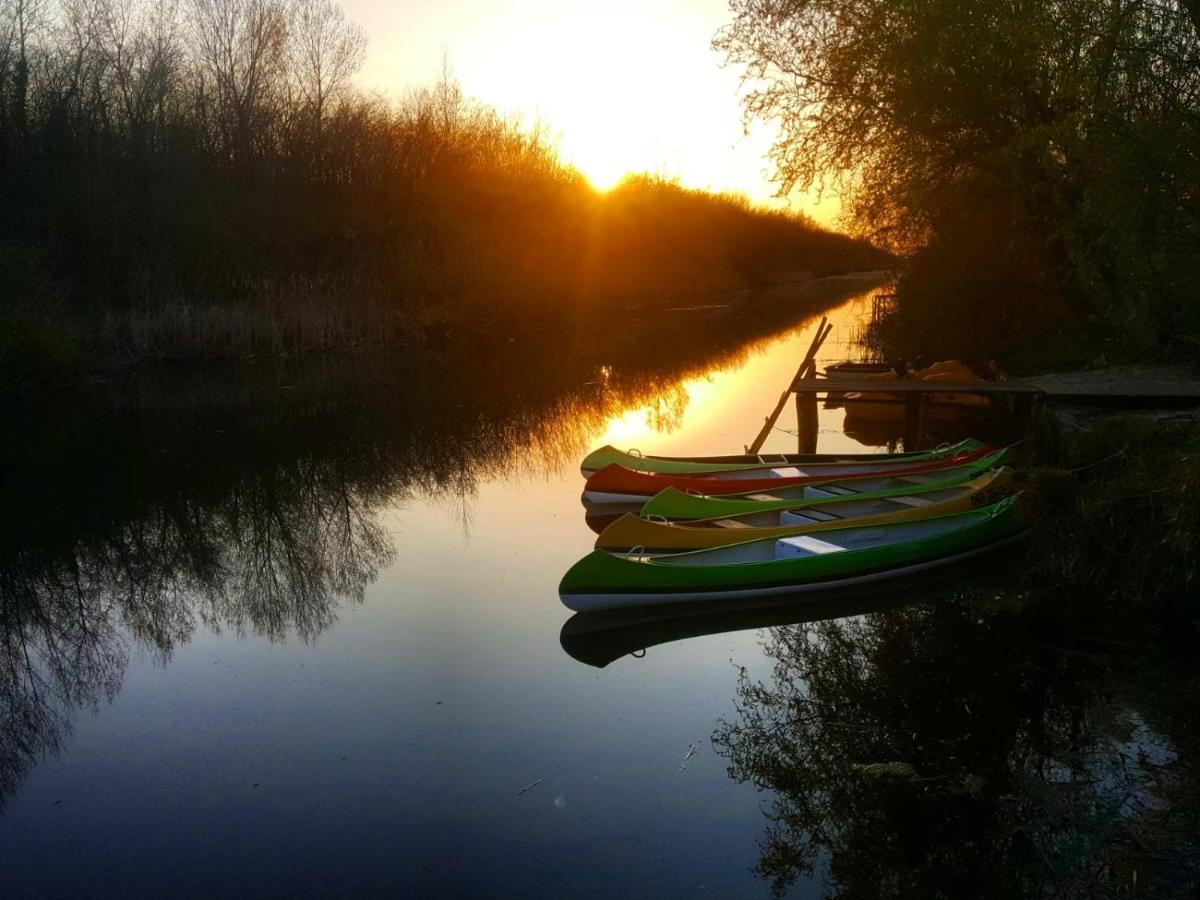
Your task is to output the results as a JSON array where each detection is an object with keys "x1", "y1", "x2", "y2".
[{"x1": 559, "y1": 552, "x2": 1023, "y2": 668}]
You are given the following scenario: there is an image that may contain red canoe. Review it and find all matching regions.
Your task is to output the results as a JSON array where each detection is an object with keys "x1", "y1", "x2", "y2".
[{"x1": 582, "y1": 445, "x2": 1000, "y2": 504}]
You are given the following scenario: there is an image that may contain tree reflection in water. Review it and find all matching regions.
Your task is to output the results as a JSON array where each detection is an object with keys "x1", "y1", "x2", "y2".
[
  {"x1": 0, "y1": 280, "x2": 841, "y2": 810},
  {"x1": 713, "y1": 598, "x2": 1179, "y2": 898},
  {"x1": 0, "y1": 453, "x2": 396, "y2": 804}
]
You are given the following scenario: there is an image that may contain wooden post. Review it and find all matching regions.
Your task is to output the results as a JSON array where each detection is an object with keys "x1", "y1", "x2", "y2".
[
  {"x1": 1013, "y1": 393, "x2": 1037, "y2": 458},
  {"x1": 899, "y1": 393, "x2": 931, "y2": 450},
  {"x1": 903, "y1": 395, "x2": 920, "y2": 450},
  {"x1": 796, "y1": 389, "x2": 818, "y2": 454},
  {"x1": 915, "y1": 394, "x2": 930, "y2": 448}
]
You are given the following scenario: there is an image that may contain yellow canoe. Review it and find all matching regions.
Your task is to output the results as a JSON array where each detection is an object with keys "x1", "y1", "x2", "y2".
[{"x1": 594, "y1": 468, "x2": 1014, "y2": 552}]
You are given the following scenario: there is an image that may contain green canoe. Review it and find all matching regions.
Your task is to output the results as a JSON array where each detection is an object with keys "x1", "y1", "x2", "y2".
[
  {"x1": 558, "y1": 495, "x2": 1026, "y2": 612},
  {"x1": 580, "y1": 438, "x2": 984, "y2": 477},
  {"x1": 638, "y1": 448, "x2": 1009, "y2": 520}
]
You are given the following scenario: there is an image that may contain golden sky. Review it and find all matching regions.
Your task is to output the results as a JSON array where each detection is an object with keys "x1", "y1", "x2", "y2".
[{"x1": 343, "y1": 0, "x2": 840, "y2": 225}]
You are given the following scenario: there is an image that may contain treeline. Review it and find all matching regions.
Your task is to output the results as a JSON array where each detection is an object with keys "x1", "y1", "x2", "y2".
[
  {"x1": 0, "y1": 0, "x2": 886, "y2": 377},
  {"x1": 719, "y1": 0, "x2": 1200, "y2": 367}
]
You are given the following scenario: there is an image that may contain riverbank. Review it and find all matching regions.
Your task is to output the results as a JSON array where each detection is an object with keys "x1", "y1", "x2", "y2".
[
  {"x1": 0, "y1": 271, "x2": 890, "y2": 391},
  {"x1": 1000, "y1": 406, "x2": 1200, "y2": 895}
]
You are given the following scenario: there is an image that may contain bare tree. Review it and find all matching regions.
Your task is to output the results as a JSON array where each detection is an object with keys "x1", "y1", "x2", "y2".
[
  {"x1": 1, "y1": 0, "x2": 49, "y2": 135},
  {"x1": 48, "y1": 0, "x2": 108, "y2": 125},
  {"x1": 188, "y1": 0, "x2": 287, "y2": 162},
  {"x1": 98, "y1": 0, "x2": 181, "y2": 145},
  {"x1": 287, "y1": 0, "x2": 362, "y2": 139}
]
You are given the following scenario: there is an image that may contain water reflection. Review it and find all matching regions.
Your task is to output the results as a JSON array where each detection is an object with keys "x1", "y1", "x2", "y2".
[
  {"x1": 0, "y1": 279, "x2": 879, "y2": 810},
  {"x1": 557, "y1": 560, "x2": 1019, "y2": 669},
  {"x1": 711, "y1": 594, "x2": 1178, "y2": 897}
]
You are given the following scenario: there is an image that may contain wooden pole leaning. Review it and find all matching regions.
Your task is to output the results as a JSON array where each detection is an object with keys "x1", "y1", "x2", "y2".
[{"x1": 746, "y1": 318, "x2": 832, "y2": 455}]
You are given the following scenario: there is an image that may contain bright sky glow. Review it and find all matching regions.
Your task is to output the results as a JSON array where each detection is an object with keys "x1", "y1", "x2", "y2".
[{"x1": 342, "y1": 0, "x2": 841, "y2": 224}]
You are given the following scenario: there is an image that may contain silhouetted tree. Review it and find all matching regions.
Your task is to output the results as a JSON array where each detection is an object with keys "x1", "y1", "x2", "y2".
[{"x1": 717, "y1": 0, "x2": 1200, "y2": 357}]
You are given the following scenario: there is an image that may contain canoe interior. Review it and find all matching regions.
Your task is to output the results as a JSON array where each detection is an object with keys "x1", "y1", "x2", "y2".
[
  {"x1": 684, "y1": 453, "x2": 977, "y2": 481},
  {"x1": 714, "y1": 461, "x2": 989, "y2": 503},
  {"x1": 824, "y1": 362, "x2": 894, "y2": 378},
  {"x1": 631, "y1": 507, "x2": 995, "y2": 567},
  {"x1": 697, "y1": 483, "x2": 972, "y2": 529}
]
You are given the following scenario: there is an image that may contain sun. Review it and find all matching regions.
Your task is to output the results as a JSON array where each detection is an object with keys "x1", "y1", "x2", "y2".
[{"x1": 573, "y1": 151, "x2": 630, "y2": 193}]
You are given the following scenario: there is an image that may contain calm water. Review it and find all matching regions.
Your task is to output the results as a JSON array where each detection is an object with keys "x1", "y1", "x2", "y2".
[{"x1": 0, "y1": 290, "x2": 1179, "y2": 897}]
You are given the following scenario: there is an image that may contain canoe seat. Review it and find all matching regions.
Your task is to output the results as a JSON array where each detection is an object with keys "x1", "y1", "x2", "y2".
[
  {"x1": 889, "y1": 495, "x2": 934, "y2": 508},
  {"x1": 768, "y1": 467, "x2": 805, "y2": 478},
  {"x1": 775, "y1": 535, "x2": 845, "y2": 559},
  {"x1": 780, "y1": 508, "x2": 842, "y2": 525},
  {"x1": 714, "y1": 519, "x2": 752, "y2": 529},
  {"x1": 803, "y1": 483, "x2": 859, "y2": 499}
]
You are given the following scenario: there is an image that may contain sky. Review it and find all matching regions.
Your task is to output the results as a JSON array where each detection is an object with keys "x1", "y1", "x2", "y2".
[{"x1": 341, "y1": 0, "x2": 840, "y2": 225}]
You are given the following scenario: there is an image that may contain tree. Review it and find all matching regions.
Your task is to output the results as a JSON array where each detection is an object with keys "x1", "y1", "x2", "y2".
[
  {"x1": 1, "y1": 0, "x2": 48, "y2": 137},
  {"x1": 715, "y1": 0, "x2": 1200, "y2": 347},
  {"x1": 97, "y1": 0, "x2": 183, "y2": 147},
  {"x1": 188, "y1": 0, "x2": 287, "y2": 162},
  {"x1": 287, "y1": 0, "x2": 363, "y2": 141}
]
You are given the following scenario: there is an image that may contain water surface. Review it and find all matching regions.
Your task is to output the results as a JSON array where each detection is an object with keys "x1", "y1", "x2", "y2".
[{"x1": 0, "y1": 290, "x2": 1175, "y2": 897}]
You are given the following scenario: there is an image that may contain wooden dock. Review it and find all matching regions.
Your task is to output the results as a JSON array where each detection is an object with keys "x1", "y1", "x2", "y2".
[
  {"x1": 784, "y1": 369, "x2": 1200, "y2": 451},
  {"x1": 794, "y1": 378, "x2": 1043, "y2": 397},
  {"x1": 794, "y1": 369, "x2": 1200, "y2": 406},
  {"x1": 750, "y1": 321, "x2": 1200, "y2": 455}
]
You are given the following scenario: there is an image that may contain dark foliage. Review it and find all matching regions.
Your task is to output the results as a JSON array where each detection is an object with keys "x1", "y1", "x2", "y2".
[{"x1": 0, "y1": 0, "x2": 887, "y2": 377}]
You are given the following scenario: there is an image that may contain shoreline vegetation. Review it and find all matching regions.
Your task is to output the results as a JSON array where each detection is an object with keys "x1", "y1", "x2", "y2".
[
  {"x1": 719, "y1": 0, "x2": 1200, "y2": 372},
  {"x1": 0, "y1": 0, "x2": 888, "y2": 388},
  {"x1": 712, "y1": 4, "x2": 1200, "y2": 887},
  {"x1": 718, "y1": 0, "x2": 1200, "y2": 710}
]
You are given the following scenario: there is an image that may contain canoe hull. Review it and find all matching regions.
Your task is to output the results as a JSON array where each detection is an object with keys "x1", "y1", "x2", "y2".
[
  {"x1": 582, "y1": 445, "x2": 999, "y2": 504},
  {"x1": 562, "y1": 534, "x2": 1027, "y2": 612},
  {"x1": 560, "y1": 497, "x2": 1026, "y2": 612}
]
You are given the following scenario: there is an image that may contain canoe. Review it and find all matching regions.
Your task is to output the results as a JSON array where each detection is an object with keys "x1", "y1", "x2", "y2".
[
  {"x1": 824, "y1": 361, "x2": 895, "y2": 380},
  {"x1": 581, "y1": 437, "x2": 983, "y2": 478},
  {"x1": 582, "y1": 444, "x2": 999, "y2": 504},
  {"x1": 639, "y1": 449, "x2": 1008, "y2": 520},
  {"x1": 594, "y1": 468, "x2": 1013, "y2": 551},
  {"x1": 824, "y1": 361, "x2": 896, "y2": 407},
  {"x1": 844, "y1": 361, "x2": 993, "y2": 419},
  {"x1": 579, "y1": 437, "x2": 981, "y2": 478},
  {"x1": 580, "y1": 436, "x2": 984, "y2": 480},
  {"x1": 558, "y1": 495, "x2": 1027, "y2": 612}
]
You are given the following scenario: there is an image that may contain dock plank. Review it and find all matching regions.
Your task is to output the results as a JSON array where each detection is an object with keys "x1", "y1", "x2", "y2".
[
  {"x1": 798, "y1": 367, "x2": 1200, "y2": 406},
  {"x1": 793, "y1": 379, "x2": 1043, "y2": 395}
]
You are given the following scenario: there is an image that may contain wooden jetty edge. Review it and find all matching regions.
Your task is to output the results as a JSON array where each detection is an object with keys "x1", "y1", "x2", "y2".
[
  {"x1": 789, "y1": 373, "x2": 1200, "y2": 405},
  {"x1": 749, "y1": 322, "x2": 1200, "y2": 453}
]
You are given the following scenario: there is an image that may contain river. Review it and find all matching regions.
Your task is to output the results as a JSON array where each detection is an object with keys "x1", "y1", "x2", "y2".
[{"x1": 0, "y1": 288, "x2": 1175, "y2": 897}]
